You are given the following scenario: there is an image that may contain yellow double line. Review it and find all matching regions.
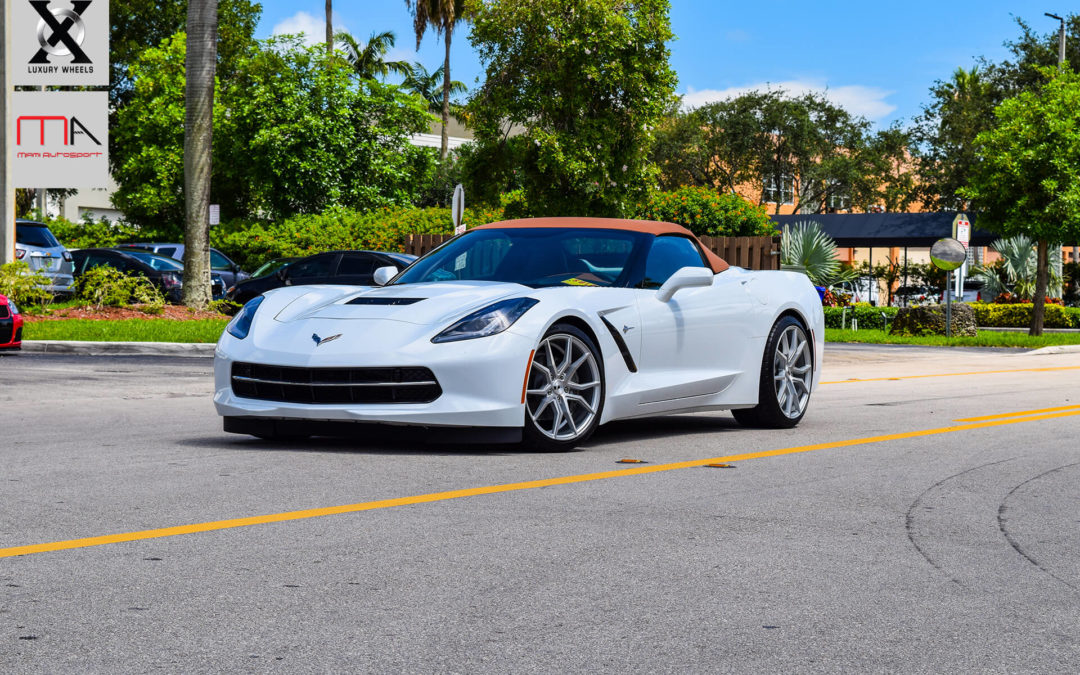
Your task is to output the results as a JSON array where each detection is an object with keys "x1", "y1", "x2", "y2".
[
  {"x1": 822, "y1": 365, "x2": 1080, "y2": 385},
  {"x1": 3, "y1": 404, "x2": 1080, "y2": 560}
]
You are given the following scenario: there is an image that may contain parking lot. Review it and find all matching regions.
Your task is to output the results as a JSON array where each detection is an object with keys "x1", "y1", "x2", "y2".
[{"x1": 2, "y1": 344, "x2": 1080, "y2": 671}]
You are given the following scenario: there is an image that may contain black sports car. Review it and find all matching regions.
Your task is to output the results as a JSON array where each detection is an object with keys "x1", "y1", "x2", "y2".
[
  {"x1": 226, "y1": 250, "x2": 416, "y2": 304},
  {"x1": 70, "y1": 248, "x2": 225, "y2": 303}
]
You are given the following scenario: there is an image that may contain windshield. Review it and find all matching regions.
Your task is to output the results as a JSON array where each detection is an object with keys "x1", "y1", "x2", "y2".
[
  {"x1": 16, "y1": 224, "x2": 61, "y2": 248},
  {"x1": 393, "y1": 228, "x2": 648, "y2": 288},
  {"x1": 124, "y1": 250, "x2": 184, "y2": 271},
  {"x1": 252, "y1": 258, "x2": 295, "y2": 278}
]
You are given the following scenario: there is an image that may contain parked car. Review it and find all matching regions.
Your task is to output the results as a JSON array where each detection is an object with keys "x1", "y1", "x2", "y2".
[
  {"x1": 249, "y1": 257, "x2": 300, "y2": 280},
  {"x1": 14, "y1": 219, "x2": 75, "y2": 295},
  {"x1": 226, "y1": 250, "x2": 416, "y2": 304},
  {"x1": 115, "y1": 243, "x2": 250, "y2": 289},
  {"x1": 70, "y1": 248, "x2": 225, "y2": 303},
  {"x1": 0, "y1": 294, "x2": 23, "y2": 350}
]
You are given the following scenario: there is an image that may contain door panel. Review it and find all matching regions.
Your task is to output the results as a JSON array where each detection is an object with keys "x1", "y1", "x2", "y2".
[{"x1": 634, "y1": 273, "x2": 756, "y2": 404}]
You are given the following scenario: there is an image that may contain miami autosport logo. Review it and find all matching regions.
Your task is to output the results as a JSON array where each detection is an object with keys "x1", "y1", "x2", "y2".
[
  {"x1": 15, "y1": 114, "x2": 103, "y2": 159},
  {"x1": 29, "y1": 0, "x2": 93, "y2": 66},
  {"x1": 11, "y1": 91, "x2": 109, "y2": 188}
]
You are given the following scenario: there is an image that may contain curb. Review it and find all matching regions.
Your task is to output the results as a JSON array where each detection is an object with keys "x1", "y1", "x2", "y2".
[
  {"x1": 21, "y1": 340, "x2": 216, "y2": 356},
  {"x1": 1021, "y1": 345, "x2": 1080, "y2": 356}
]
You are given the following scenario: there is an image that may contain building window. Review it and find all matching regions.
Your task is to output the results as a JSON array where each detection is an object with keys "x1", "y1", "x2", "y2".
[
  {"x1": 763, "y1": 175, "x2": 794, "y2": 205},
  {"x1": 827, "y1": 191, "x2": 849, "y2": 212}
]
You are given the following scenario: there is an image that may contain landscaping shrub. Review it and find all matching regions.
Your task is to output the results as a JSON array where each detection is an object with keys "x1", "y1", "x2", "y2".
[
  {"x1": 823, "y1": 304, "x2": 898, "y2": 330},
  {"x1": 635, "y1": 187, "x2": 776, "y2": 237},
  {"x1": 0, "y1": 261, "x2": 53, "y2": 308},
  {"x1": 45, "y1": 215, "x2": 145, "y2": 249},
  {"x1": 890, "y1": 304, "x2": 977, "y2": 337},
  {"x1": 210, "y1": 205, "x2": 505, "y2": 270},
  {"x1": 75, "y1": 265, "x2": 165, "y2": 312},
  {"x1": 969, "y1": 302, "x2": 1080, "y2": 328}
]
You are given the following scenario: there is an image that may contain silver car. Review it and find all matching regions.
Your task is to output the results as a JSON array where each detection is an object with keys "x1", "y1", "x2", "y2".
[{"x1": 15, "y1": 220, "x2": 75, "y2": 295}]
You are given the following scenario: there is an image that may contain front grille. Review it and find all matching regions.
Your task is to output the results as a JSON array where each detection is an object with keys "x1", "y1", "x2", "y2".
[
  {"x1": 0, "y1": 320, "x2": 12, "y2": 346},
  {"x1": 231, "y1": 362, "x2": 441, "y2": 404}
]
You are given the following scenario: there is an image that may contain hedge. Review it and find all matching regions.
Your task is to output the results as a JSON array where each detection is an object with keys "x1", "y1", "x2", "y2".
[
  {"x1": 824, "y1": 304, "x2": 898, "y2": 330},
  {"x1": 635, "y1": 187, "x2": 776, "y2": 237},
  {"x1": 208, "y1": 206, "x2": 511, "y2": 270},
  {"x1": 826, "y1": 303, "x2": 1080, "y2": 330},
  {"x1": 969, "y1": 302, "x2": 1080, "y2": 329}
]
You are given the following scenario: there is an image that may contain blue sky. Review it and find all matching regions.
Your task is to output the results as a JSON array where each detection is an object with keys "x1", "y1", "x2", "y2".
[{"x1": 257, "y1": 0, "x2": 1052, "y2": 127}]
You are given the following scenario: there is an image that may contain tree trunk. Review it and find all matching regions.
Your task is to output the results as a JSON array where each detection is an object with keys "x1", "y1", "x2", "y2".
[
  {"x1": 440, "y1": 29, "x2": 451, "y2": 160},
  {"x1": 183, "y1": 0, "x2": 218, "y2": 309},
  {"x1": 1029, "y1": 238, "x2": 1049, "y2": 336},
  {"x1": 325, "y1": 0, "x2": 333, "y2": 55}
]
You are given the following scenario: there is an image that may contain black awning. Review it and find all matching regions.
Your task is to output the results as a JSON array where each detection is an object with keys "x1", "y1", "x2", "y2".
[{"x1": 769, "y1": 212, "x2": 998, "y2": 248}]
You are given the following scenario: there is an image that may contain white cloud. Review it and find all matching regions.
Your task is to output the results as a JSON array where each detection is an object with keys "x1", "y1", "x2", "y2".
[
  {"x1": 681, "y1": 80, "x2": 896, "y2": 121},
  {"x1": 271, "y1": 11, "x2": 348, "y2": 48}
]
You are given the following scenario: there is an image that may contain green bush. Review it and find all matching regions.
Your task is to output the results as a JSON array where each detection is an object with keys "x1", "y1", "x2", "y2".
[
  {"x1": 0, "y1": 261, "x2": 53, "y2": 308},
  {"x1": 45, "y1": 215, "x2": 145, "y2": 250},
  {"x1": 824, "y1": 304, "x2": 899, "y2": 330},
  {"x1": 636, "y1": 187, "x2": 777, "y2": 237},
  {"x1": 969, "y1": 302, "x2": 1080, "y2": 328},
  {"x1": 210, "y1": 205, "x2": 505, "y2": 271},
  {"x1": 75, "y1": 265, "x2": 165, "y2": 311}
]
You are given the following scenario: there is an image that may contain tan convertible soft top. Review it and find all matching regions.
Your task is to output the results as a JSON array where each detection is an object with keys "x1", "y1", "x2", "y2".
[{"x1": 475, "y1": 217, "x2": 730, "y2": 273}]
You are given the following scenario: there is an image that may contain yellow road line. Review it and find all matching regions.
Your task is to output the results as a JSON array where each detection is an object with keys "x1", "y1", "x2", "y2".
[
  {"x1": 821, "y1": 365, "x2": 1080, "y2": 385},
  {"x1": 954, "y1": 404, "x2": 1080, "y2": 423},
  {"x1": 3, "y1": 407, "x2": 1080, "y2": 560}
]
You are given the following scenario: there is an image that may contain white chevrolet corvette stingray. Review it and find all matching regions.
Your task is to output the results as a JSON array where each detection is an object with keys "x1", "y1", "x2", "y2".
[{"x1": 214, "y1": 218, "x2": 824, "y2": 450}]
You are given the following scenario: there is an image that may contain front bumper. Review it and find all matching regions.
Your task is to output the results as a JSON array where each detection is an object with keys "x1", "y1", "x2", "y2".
[{"x1": 214, "y1": 320, "x2": 534, "y2": 430}]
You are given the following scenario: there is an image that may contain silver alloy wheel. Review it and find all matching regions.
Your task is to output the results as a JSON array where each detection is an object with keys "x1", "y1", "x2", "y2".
[
  {"x1": 773, "y1": 324, "x2": 813, "y2": 419},
  {"x1": 525, "y1": 334, "x2": 602, "y2": 441}
]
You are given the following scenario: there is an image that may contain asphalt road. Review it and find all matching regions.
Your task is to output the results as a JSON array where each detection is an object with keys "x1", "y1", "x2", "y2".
[{"x1": 2, "y1": 345, "x2": 1080, "y2": 672}]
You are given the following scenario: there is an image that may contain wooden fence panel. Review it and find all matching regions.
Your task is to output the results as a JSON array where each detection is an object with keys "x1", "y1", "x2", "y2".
[{"x1": 408, "y1": 233, "x2": 782, "y2": 270}]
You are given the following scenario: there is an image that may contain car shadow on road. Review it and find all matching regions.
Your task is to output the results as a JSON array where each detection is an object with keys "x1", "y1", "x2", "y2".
[{"x1": 179, "y1": 413, "x2": 744, "y2": 456}]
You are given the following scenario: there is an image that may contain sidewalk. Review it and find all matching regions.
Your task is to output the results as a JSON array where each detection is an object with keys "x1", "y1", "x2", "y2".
[{"x1": 21, "y1": 340, "x2": 216, "y2": 356}]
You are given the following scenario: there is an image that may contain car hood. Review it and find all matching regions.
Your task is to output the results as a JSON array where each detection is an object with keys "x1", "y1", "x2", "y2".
[{"x1": 263, "y1": 281, "x2": 531, "y2": 328}]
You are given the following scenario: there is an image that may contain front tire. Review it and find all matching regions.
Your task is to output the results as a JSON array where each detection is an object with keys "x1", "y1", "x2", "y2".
[
  {"x1": 523, "y1": 324, "x2": 605, "y2": 451},
  {"x1": 732, "y1": 315, "x2": 813, "y2": 429}
]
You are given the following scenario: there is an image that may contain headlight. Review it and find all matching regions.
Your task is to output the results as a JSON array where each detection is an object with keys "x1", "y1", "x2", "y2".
[
  {"x1": 432, "y1": 297, "x2": 538, "y2": 343},
  {"x1": 8, "y1": 301, "x2": 18, "y2": 315},
  {"x1": 226, "y1": 295, "x2": 264, "y2": 339}
]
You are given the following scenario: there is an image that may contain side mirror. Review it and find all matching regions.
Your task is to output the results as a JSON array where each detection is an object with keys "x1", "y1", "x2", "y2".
[
  {"x1": 373, "y1": 266, "x2": 397, "y2": 286},
  {"x1": 656, "y1": 266, "x2": 714, "y2": 302}
]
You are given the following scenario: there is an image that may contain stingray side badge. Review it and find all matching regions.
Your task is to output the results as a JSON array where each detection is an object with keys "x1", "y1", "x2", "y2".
[{"x1": 312, "y1": 333, "x2": 342, "y2": 347}]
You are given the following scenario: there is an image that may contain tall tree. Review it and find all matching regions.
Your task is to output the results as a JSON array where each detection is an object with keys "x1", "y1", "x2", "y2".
[
  {"x1": 960, "y1": 67, "x2": 1080, "y2": 335},
  {"x1": 335, "y1": 30, "x2": 411, "y2": 80},
  {"x1": 325, "y1": 0, "x2": 333, "y2": 55},
  {"x1": 183, "y1": 0, "x2": 218, "y2": 308},
  {"x1": 912, "y1": 66, "x2": 1001, "y2": 211},
  {"x1": 405, "y1": 0, "x2": 468, "y2": 159},
  {"x1": 467, "y1": 0, "x2": 677, "y2": 217}
]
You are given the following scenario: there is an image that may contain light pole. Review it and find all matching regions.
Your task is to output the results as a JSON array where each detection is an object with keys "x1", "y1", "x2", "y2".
[{"x1": 1045, "y1": 13, "x2": 1075, "y2": 265}]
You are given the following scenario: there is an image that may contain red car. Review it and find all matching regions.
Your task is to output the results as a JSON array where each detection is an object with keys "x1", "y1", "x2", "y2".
[{"x1": 0, "y1": 294, "x2": 23, "y2": 350}]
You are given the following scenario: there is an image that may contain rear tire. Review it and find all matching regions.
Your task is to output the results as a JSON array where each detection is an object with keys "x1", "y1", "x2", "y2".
[
  {"x1": 523, "y1": 323, "x2": 605, "y2": 451},
  {"x1": 732, "y1": 315, "x2": 813, "y2": 429}
]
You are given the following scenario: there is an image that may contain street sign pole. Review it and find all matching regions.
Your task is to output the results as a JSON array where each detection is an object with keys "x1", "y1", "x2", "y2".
[
  {"x1": 1, "y1": 0, "x2": 14, "y2": 264},
  {"x1": 945, "y1": 272, "x2": 952, "y2": 338}
]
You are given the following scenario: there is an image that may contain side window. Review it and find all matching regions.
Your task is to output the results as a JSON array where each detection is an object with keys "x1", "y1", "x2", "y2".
[
  {"x1": 289, "y1": 255, "x2": 334, "y2": 279},
  {"x1": 82, "y1": 253, "x2": 110, "y2": 274},
  {"x1": 209, "y1": 250, "x2": 231, "y2": 270},
  {"x1": 641, "y1": 236, "x2": 707, "y2": 289},
  {"x1": 336, "y1": 254, "x2": 375, "y2": 277},
  {"x1": 157, "y1": 247, "x2": 178, "y2": 259}
]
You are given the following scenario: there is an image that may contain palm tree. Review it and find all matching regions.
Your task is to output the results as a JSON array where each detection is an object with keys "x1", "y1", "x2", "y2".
[
  {"x1": 325, "y1": 0, "x2": 332, "y2": 55},
  {"x1": 183, "y1": 0, "x2": 218, "y2": 308},
  {"x1": 402, "y1": 62, "x2": 466, "y2": 116},
  {"x1": 335, "y1": 30, "x2": 411, "y2": 80},
  {"x1": 405, "y1": 0, "x2": 468, "y2": 159},
  {"x1": 974, "y1": 235, "x2": 1064, "y2": 300}
]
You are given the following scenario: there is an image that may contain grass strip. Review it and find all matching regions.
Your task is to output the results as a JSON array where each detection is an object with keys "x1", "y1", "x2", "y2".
[
  {"x1": 25, "y1": 318, "x2": 230, "y2": 343},
  {"x1": 825, "y1": 328, "x2": 1080, "y2": 348}
]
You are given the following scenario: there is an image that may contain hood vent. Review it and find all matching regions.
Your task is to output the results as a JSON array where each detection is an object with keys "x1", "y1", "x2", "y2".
[{"x1": 346, "y1": 297, "x2": 425, "y2": 306}]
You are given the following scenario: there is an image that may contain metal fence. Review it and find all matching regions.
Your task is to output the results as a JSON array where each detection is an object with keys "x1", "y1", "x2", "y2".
[{"x1": 405, "y1": 233, "x2": 781, "y2": 271}]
